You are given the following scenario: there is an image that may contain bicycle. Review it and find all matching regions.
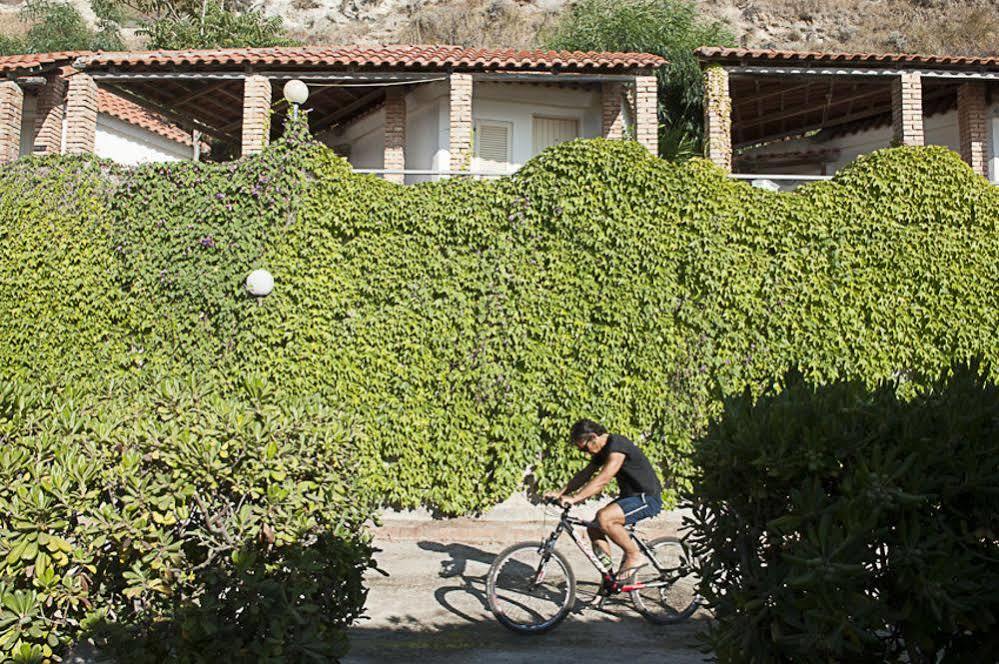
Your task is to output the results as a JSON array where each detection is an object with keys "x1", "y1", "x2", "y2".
[{"x1": 485, "y1": 498, "x2": 700, "y2": 634}]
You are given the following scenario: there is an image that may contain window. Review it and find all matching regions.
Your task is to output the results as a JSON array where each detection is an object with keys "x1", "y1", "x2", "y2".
[
  {"x1": 532, "y1": 116, "x2": 579, "y2": 155},
  {"x1": 473, "y1": 120, "x2": 512, "y2": 172}
]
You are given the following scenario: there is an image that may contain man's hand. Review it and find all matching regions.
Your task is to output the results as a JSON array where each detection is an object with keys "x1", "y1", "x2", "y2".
[{"x1": 543, "y1": 491, "x2": 574, "y2": 507}]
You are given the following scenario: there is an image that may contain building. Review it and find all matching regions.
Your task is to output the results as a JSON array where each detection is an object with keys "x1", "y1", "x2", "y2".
[
  {"x1": 51, "y1": 46, "x2": 662, "y2": 183},
  {"x1": 0, "y1": 52, "x2": 197, "y2": 165},
  {"x1": 697, "y1": 47, "x2": 999, "y2": 188}
]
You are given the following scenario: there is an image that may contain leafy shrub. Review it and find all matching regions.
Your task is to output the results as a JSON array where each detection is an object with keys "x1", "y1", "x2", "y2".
[
  {"x1": 0, "y1": 157, "x2": 125, "y2": 384},
  {"x1": 0, "y1": 375, "x2": 374, "y2": 662},
  {"x1": 2, "y1": 109, "x2": 999, "y2": 661},
  {"x1": 543, "y1": 0, "x2": 736, "y2": 158},
  {"x1": 139, "y1": 0, "x2": 296, "y2": 50},
  {"x1": 0, "y1": 0, "x2": 123, "y2": 56},
  {"x1": 683, "y1": 363, "x2": 999, "y2": 663},
  {"x1": 7, "y1": 118, "x2": 999, "y2": 519}
]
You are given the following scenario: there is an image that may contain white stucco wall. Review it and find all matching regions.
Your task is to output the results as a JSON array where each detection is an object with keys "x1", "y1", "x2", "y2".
[
  {"x1": 19, "y1": 94, "x2": 38, "y2": 156},
  {"x1": 94, "y1": 115, "x2": 190, "y2": 165},
  {"x1": 470, "y1": 82, "x2": 602, "y2": 173},
  {"x1": 332, "y1": 108, "x2": 385, "y2": 170},
  {"x1": 326, "y1": 80, "x2": 604, "y2": 184},
  {"x1": 989, "y1": 109, "x2": 999, "y2": 183}
]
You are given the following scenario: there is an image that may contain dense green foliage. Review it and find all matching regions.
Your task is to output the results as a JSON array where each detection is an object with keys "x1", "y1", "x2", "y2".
[
  {"x1": 0, "y1": 0, "x2": 123, "y2": 56},
  {"x1": 684, "y1": 364, "x2": 999, "y2": 662},
  {"x1": 2, "y1": 115, "x2": 999, "y2": 658},
  {"x1": 543, "y1": 0, "x2": 736, "y2": 159},
  {"x1": 139, "y1": 0, "x2": 295, "y2": 50},
  {"x1": 0, "y1": 158, "x2": 124, "y2": 383},
  {"x1": 0, "y1": 376, "x2": 374, "y2": 662}
]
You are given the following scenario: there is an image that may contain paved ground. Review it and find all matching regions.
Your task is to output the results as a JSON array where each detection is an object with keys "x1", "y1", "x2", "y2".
[{"x1": 343, "y1": 516, "x2": 711, "y2": 664}]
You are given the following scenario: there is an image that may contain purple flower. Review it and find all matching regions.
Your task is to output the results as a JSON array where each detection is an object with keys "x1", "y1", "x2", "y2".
[{"x1": 200, "y1": 236, "x2": 216, "y2": 248}]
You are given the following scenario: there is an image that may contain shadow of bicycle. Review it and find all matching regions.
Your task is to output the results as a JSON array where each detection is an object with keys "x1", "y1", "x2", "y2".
[{"x1": 416, "y1": 540, "x2": 636, "y2": 625}]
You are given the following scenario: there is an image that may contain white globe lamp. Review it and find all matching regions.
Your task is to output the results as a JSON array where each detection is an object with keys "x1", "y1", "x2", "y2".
[
  {"x1": 245, "y1": 269, "x2": 274, "y2": 297},
  {"x1": 283, "y1": 79, "x2": 309, "y2": 105}
]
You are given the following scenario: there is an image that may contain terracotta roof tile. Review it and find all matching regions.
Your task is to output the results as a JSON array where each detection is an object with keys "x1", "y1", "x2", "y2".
[
  {"x1": 74, "y1": 45, "x2": 666, "y2": 71},
  {"x1": 98, "y1": 88, "x2": 194, "y2": 147},
  {"x1": 696, "y1": 46, "x2": 999, "y2": 69},
  {"x1": 0, "y1": 51, "x2": 90, "y2": 73}
]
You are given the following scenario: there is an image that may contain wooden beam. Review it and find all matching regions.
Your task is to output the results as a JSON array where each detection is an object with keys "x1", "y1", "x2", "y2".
[
  {"x1": 101, "y1": 83, "x2": 237, "y2": 143},
  {"x1": 737, "y1": 87, "x2": 888, "y2": 132},
  {"x1": 172, "y1": 81, "x2": 232, "y2": 107},
  {"x1": 311, "y1": 88, "x2": 385, "y2": 133},
  {"x1": 735, "y1": 87, "x2": 954, "y2": 147},
  {"x1": 126, "y1": 80, "x2": 237, "y2": 127}
]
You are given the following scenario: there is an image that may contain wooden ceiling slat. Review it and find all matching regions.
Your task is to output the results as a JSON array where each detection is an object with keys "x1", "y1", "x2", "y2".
[{"x1": 312, "y1": 89, "x2": 386, "y2": 133}]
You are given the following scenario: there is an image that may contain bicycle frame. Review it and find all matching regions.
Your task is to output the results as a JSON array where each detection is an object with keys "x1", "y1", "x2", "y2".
[{"x1": 535, "y1": 506, "x2": 673, "y2": 594}]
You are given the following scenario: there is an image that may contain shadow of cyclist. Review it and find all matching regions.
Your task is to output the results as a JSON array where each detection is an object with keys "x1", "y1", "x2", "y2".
[
  {"x1": 417, "y1": 541, "x2": 498, "y2": 623},
  {"x1": 416, "y1": 540, "x2": 626, "y2": 625}
]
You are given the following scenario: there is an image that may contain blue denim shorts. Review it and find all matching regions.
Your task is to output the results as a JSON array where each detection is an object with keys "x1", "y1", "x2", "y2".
[{"x1": 614, "y1": 493, "x2": 663, "y2": 525}]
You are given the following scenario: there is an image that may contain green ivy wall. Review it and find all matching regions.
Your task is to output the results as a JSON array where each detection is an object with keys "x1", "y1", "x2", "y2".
[{"x1": 3, "y1": 121, "x2": 999, "y2": 517}]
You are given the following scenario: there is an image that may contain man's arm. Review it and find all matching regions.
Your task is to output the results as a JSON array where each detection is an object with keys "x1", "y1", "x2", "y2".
[
  {"x1": 565, "y1": 452, "x2": 626, "y2": 505},
  {"x1": 545, "y1": 460, "x2": 600, "y2": 501}
]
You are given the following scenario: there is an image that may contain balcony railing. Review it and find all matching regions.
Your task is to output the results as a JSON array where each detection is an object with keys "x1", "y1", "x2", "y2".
[
  {"x1": 355, "y1": 168, "x2": 837, "y2": 189},
  {"x1": 729, "y1": 173, "x2": 833, "y2": 191},
  {"x1": 353, "y1": 168, "x2": 509, "y2": 180}
]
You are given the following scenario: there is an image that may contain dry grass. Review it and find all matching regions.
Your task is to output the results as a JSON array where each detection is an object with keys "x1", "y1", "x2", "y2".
[
  {"x1": 907, "y1": 5, "x2": 999, "y2": 56},
  {"x1": 714, "y1": 0, "x2": 997, "y2": 55},
  {"x1": 396, "y1": 0, "x2": 556, "y2": 49},
  {"x1": 0, "y1": 10, "x2": 30, "y2": 39}
]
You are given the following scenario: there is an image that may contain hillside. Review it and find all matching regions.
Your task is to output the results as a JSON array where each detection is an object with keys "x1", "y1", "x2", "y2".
[
  {"x1": 276, "y1": 0, "x2": 999, "y2": 57},
  {"x1": 0, "y1": 0, "x2": 997, "y2": 56}
]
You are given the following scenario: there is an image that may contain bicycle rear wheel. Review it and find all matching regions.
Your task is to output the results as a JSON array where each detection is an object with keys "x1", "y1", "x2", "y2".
[
  {"x1": 486, "y1": 541, "x2": 576, "y2": 634},
  {"x1": 630, "y1": 536, "x2": 700, "y2": 624}
]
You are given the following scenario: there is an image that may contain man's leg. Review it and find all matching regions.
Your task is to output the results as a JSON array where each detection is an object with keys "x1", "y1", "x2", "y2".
[
  {"x1": 596, "y1": 503, "x2": 643, "y2": 575},
  {"x1": 587, "y1": 523, "x2": 613, "y2": 568}
]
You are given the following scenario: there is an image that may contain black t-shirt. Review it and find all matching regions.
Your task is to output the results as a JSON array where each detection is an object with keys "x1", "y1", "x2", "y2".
[{"x1": 594, "y1": 433, "x2": 663, "y2": 498}]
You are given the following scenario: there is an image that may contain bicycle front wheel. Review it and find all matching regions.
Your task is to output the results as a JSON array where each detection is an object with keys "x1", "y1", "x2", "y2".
[
  {"x1": 486, "y1": 541, "x2": 576, "y2": 634},
  {"x1": 630, "y1": 536, "x2": 700, "y2": 624}
]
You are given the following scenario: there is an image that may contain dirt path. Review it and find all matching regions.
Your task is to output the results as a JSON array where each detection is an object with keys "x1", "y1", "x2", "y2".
[{"x1": 343, "y1": 533, "x2": 711, "y2": 663}]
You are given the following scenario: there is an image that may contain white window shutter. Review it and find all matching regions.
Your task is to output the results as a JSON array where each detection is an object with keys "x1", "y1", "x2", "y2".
[
  {"x1": 532, "y1": 116, "x2": 579, "y2": 155},
  {"x1": 474, "y1": 120, "x2": 512, "y2": 172}
]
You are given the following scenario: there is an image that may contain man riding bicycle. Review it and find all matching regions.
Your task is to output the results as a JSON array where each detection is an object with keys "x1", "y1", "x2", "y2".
[{"x1": 544, "y1": 419, "x2": 664, "y2": 579}]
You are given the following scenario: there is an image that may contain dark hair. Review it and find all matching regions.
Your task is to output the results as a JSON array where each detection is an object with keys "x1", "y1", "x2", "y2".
[{"x1": 570, "y1": 419, "x2": 606, "y2": 443}]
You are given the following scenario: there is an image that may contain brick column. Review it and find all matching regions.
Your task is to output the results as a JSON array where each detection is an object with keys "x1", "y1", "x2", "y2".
[
  {"x1": 634, "y1": 74, "x2": 658, "y2": 156},
  {"x1": 448, "y1": 72, "x2": 472, "y2": 172},
  {"x1": 957, "y1": 82, "x2": 988, "y2": 177},
  {"x1": 601, "y1": 82, "x2": 625, "y2": 139},
  {"x1": 64, "y1": 73, "x2": 98, "y2": 155},
  {"x1": 33, "y1": 68, "x2": 68, "y2": 154},
  {"x1": 383, "y1": 88, "x2": 406, "y2": 184},
  {"x1": 703, "y1": 66, "x2": 732, "y2": 172},
  {"x1": 891, "y1": 71, "x2": 924, "y2": 147},
  {"x1": 0, "y1": 81, "x2": 23, "y2": 163},
  {"x1": 241, "y1": 75, "x2": 271, "y2": 157}
]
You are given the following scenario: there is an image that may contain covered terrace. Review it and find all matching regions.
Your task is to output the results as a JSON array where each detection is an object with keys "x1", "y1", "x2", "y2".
[
  {"x1": 697, "y1": 47, "x2": 999, "y2": 188},
  {"x1": 63, "y1": 46, "x2": 664, "y2": 181}
]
